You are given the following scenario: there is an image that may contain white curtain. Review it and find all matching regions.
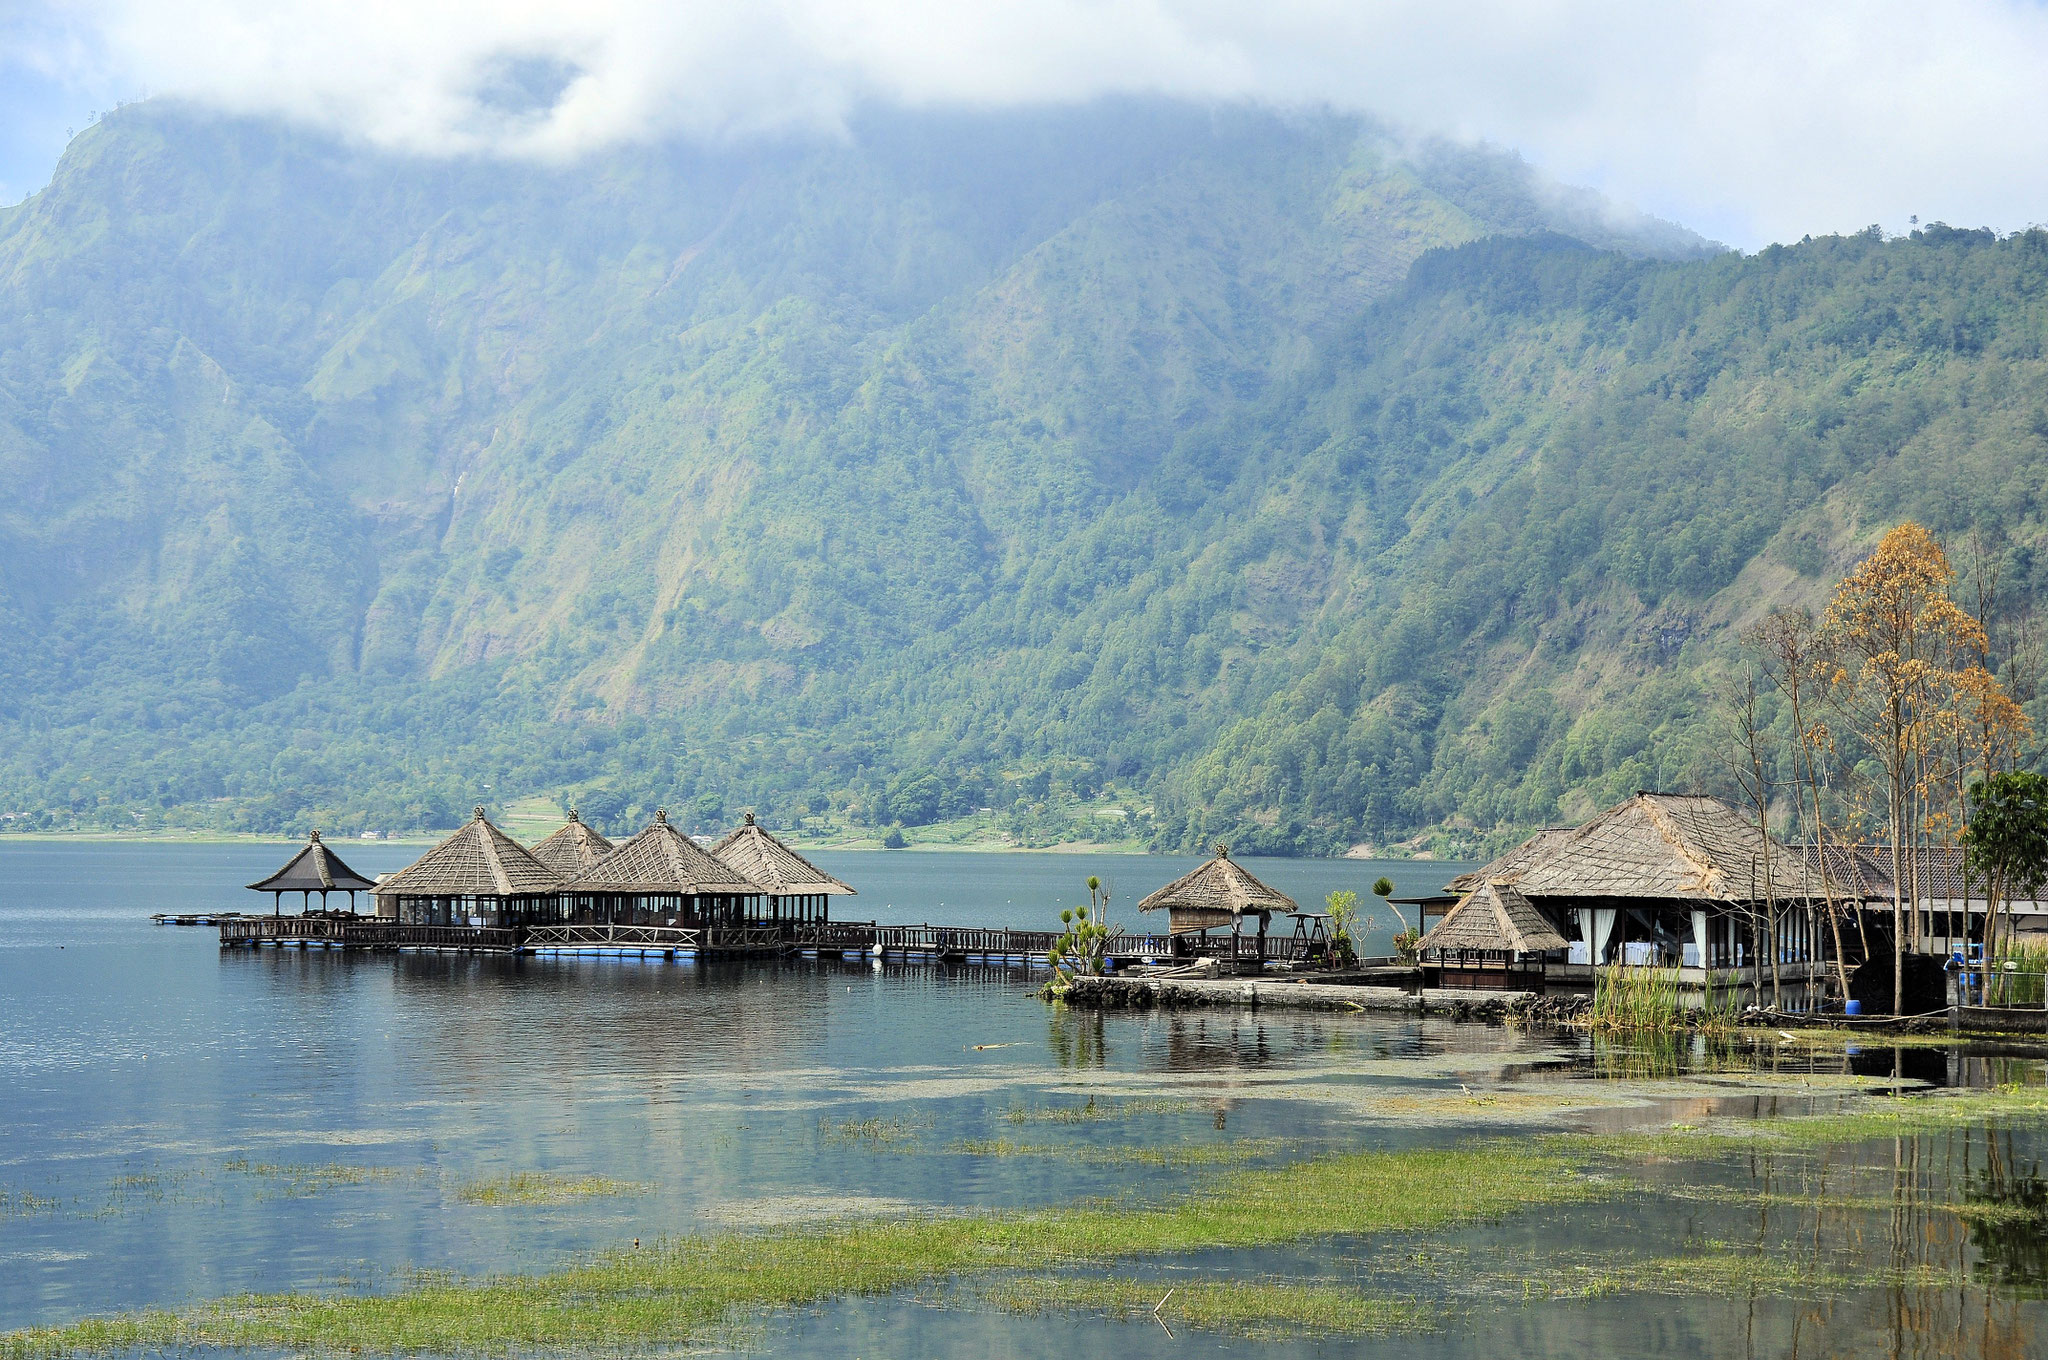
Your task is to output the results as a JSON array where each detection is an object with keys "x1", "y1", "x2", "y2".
[
  {"x1": 1688, "y1": 910, "x2": 1709, "y2": 970},
  {"x1": 1577, "y1": 907, "x2": 1618, "y2": 965}
]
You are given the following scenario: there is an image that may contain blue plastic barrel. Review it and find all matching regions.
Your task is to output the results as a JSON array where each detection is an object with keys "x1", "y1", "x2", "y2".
[{"x1": 1844, "y1": 999, "x2": 1862, "y2": 1016}]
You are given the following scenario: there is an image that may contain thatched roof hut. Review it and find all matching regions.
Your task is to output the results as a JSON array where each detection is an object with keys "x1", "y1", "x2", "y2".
[
  {"x1": 568, "y1": 809, "x2": 764, "y2": 896},
  {"x1": 530, "y1": 809, "x2": 616, "y2": 879},
  {"x1": 374, "y1": 807, "x2": 565, "y2": 925},
  {"x1": 1138, "y1": 844, "x2": 1295, "y2": 935},
  {"x1": 1506, "y1": 793, "x2": 1821, "y2": 903},
  {"x1": 247, "y1": 830, "x2": 378, "y2": 914},
  {"x1": 1445, "y1": 828, "x2": 1576, "y2": 895},
  {"x1": 1416, "y1": 880, "x2": 1568, "y2": 957},
  {"x1": 706, "y1": 812, "x2": 852, "y2": 922}
]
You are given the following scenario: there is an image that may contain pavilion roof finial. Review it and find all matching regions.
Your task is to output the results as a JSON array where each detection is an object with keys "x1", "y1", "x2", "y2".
[
  {"x1": 744, "y1": 811, "x2": 756, "y2": 826},
  {"x1": 309, "y1": 829, "x2": 322, "y2": 843},
  {"x1": 473, "y1": 805, "x2": 487, "y2": 822},
  {"x1": 567, "y1": 808, "x2": 580, "y2": 822},
  {"x1": 655, "y1": 807, "x2": 668, "y2": 824},
  {"x1": 1215, "y1": 842, "x2": 1229, "y2": 859}
]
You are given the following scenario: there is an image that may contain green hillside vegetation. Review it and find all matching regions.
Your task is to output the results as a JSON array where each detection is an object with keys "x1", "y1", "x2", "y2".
[{"x1": 2, "y1": 100, "x2": 2040, "y2": 853}]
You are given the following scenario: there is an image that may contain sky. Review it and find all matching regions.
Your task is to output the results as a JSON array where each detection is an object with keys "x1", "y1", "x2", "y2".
[{"x1": 5, "y1": 1, "x2": 2048, "y2": 250}]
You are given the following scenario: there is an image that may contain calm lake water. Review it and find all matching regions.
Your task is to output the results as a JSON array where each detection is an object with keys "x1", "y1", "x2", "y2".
[{"x1": 3, "y1": 841, "x2": 2047, "y2": 1358}]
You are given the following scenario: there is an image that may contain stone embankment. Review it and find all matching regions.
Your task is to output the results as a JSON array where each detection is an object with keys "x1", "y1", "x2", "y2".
[{"x1": 1061, "y1": 973, "x2": 1591, "y2": 1023}]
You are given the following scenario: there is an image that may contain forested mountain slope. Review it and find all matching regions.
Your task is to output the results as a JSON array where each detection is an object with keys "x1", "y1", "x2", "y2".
[{"x1": 4, "y1": 100, "x2": 2039, "y2": 851}]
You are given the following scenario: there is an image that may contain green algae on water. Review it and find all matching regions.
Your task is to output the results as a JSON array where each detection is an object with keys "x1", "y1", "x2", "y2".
[
  {"x1": 453, "y1": 1173, "x2": 644, "y2": 1206},
  {"x1": 951, "y1": 1137, "x2": 1294, "y2": 1167},
  {"x1": 977, "y1": 1274, "x2": 1442, "y2": 1339},
  {"x1": 0, "y1": 1142, "x2": 1591, "y2": 1359}
]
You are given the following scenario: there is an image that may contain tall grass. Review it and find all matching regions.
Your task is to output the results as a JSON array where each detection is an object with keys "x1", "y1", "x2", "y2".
[
  {"x1": 1983, "y1": 941, "x2": 2048, "y2": 1008},
  {"x1": 1589, "y1": 967, "x2": 1740, "y2": 1033}
]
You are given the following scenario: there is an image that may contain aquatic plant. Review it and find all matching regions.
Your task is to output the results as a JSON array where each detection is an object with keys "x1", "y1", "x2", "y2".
[
  {"x1": 949, "y1": 1137, "x2": 1292, "y2": 1167},
  {"x1": 1588, "y1": 967, "x2": 1741, "y2": 1033},
  {"x1": 820, "y1": 1116, "x2": 928, "y2": 1148},
  {"x1": 978, "y1": 1275, "x2": 1439, "y2": 1339},
  {"x1": 452, "y1": 1173, "x2": 643, "y2": 1206},
  {"x1": 0, "y1": 1142, "x2": 1590, "y2": 1359},
  {"x1": 222, "y1": 1161, "x2": 401, "y2": 1199},
  {"x1": 1002, "y1": 1097, "x2": 1195, "y2": 1124}
]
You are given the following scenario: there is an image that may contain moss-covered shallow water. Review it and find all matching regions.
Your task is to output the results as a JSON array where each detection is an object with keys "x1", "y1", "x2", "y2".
[{"x1": 7, "y1": 845, "x2": 2048, "y2": 1357}]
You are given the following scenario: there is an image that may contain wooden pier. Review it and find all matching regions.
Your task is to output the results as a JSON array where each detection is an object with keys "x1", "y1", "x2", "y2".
[{"x1": 215, "y1": 914, "x2": 1320, "y2": 969}]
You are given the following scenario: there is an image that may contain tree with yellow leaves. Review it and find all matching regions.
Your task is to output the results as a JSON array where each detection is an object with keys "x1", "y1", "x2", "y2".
[{"x1": 1822, "y1": 523, "x2": 1984, "y2": 1015}]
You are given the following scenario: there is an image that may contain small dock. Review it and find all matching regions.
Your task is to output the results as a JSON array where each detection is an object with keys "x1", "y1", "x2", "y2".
[{"x1": 215, "y1": 914, "x2": 1329, "y2": 969}]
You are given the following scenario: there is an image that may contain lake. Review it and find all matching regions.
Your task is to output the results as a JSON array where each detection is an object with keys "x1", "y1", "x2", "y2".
[{"x1": 3, "y1": 841, "x2": 2046, "y2": 1356}]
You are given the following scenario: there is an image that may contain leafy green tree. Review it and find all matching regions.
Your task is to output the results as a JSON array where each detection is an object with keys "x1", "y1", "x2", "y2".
[{"x1": 1965, "y1": 771, "x2": 2048, "y2": 1001}]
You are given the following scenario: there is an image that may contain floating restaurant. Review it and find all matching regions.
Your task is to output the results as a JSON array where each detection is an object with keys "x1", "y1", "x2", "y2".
[
  {"x1": 563, "y1": 808, "x2": 766, "y2": 926},
  {"x1": 372, "y1": 807, "x2": 566, "y2": 928},
  {"x1": 707, "y1": 812, "x2": 855, "y2": 925}
]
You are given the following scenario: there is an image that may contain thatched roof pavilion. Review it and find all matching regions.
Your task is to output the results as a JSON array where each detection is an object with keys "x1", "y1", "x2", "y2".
[
  {"x1": 1434, "y1": 792, "x2": 1828, "y2": 976},
  {"x1": 247, "y1": 830, "x2": 378, "y2": 915},
  {"x1": 1508, "y1": 793, "x2": 1820, "y2": 903},
  {"x1": 1416, "y1": 880, "x2": 1567, "y2": 958},
  {"x1": 374, "y1": 807, "x2": 565, "y2": 927},
  {"x1": 1138, "y1": 844, "x2": 1295, "y2": 936},
  {"x1": 530, "y1": 809, "x2": 616, "y2": 879},
  {"x1": 707, "y1": 812, "x2": 853, "y2": 923},
  {"x1": 1445, "y1": 828, "x2": 1576, "y2": 896},
  {"x1": 567, "y1": 809, "x2": 766, "y2": 925}
]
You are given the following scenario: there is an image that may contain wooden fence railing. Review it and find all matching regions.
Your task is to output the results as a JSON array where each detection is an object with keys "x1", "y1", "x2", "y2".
[
  {"x1": 525, "y1": 923, "x2": 705, "y2": 949},
  {"x1": 220, "y1": 918, "x2": 517, "y2": 951}
]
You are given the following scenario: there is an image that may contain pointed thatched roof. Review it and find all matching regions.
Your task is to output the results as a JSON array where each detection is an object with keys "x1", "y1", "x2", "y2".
[
  {"x1": 1137, "y1": 844, "x2": 1296, "y2": 917},
  {"x1": 1417, "y1": 881, "x2": 1568, "y2": 955},
  {"x1": 1502, "y1": 792, "x2": 1820, "y2": 903},
  {"x1": 707, "y1": 812, "x2": 855, "y2": 896},
  {"x1": 1445, "y1": 828, "x2": 1576, "y2": 895},
  {"x1": 375, "y1": 807, "x2": 564, "y2": 898},
  {"x1": 247, "y1": 830, "x2": 378, "y2": 894},
  {"x1": 567, "y1": 809, "x2": 765, "y2": 895},
  {"x1": 531, "y1": 810, "x2": 616, "y2": 879}
]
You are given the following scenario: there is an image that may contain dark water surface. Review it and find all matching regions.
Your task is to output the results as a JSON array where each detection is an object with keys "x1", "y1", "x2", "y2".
[{"x1": 5, "y1": 842, "x2": 2048, "y2": 1359}]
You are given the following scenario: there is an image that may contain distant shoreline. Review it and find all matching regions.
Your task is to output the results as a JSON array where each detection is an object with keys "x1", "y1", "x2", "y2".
[{"x1": 0, "y1": 829, "x2": 1442, "y2": 859}]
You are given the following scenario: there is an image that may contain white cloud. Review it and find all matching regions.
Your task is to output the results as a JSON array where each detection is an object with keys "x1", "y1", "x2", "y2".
[{"x1": 21, "y1": 0, "x2": 2048, "y2": 248}]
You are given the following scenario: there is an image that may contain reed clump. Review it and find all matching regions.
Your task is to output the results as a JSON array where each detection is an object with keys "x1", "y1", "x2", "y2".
[{"x1": 1588, "y1": 967, "x2": 1740, "y2": 1033}]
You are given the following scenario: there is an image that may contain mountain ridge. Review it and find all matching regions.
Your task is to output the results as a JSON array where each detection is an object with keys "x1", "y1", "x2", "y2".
[{"x1": 13, "y1": 101, "x2": 2038, "y2": 852}]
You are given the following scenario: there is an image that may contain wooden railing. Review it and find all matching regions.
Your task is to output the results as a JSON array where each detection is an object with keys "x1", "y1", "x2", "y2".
[
  {"x1": 525, "y1": 923, "x2": 705, "y2": 948},
  {"x1": 220, "y1": 918, "x2": 517, "y2": 951}
]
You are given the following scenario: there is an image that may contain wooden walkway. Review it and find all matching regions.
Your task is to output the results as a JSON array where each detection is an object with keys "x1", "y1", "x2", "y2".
[{"x1": 217, "y1": 914, "x2": 1315, "y2": 968}]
